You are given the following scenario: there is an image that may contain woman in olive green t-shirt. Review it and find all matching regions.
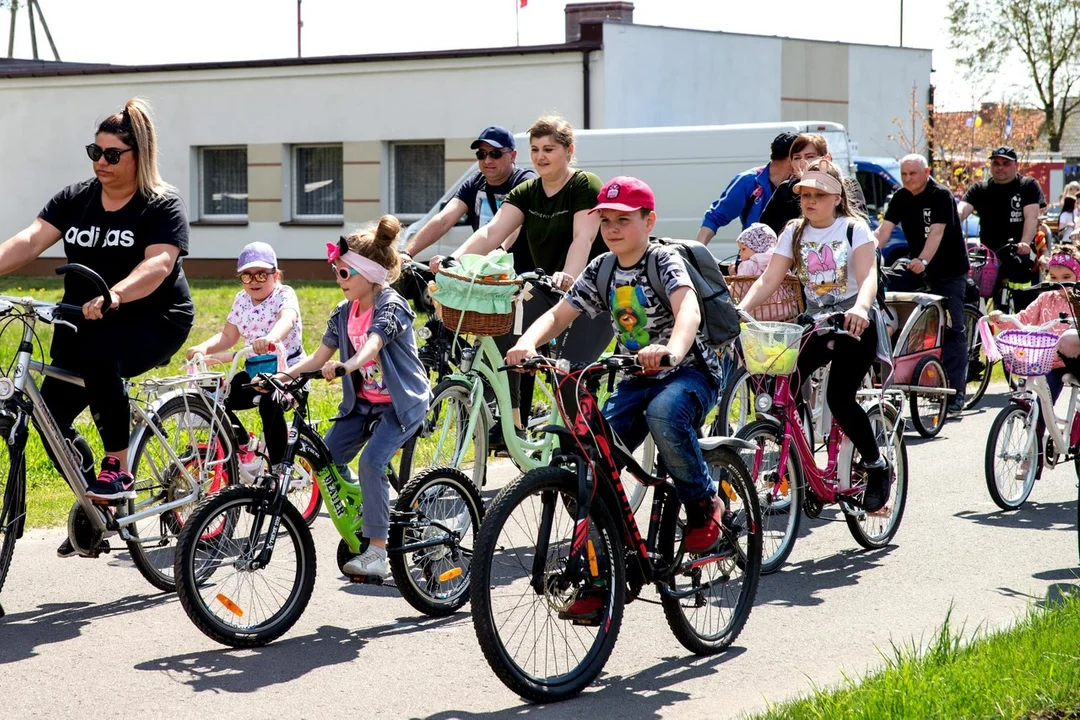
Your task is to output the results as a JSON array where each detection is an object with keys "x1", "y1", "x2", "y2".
[{"x1": 430, "y1": 115, "x2": 613, "y2": 423}]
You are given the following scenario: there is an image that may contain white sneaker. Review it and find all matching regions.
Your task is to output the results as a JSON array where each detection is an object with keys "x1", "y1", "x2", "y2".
[
  {"x1": 342, "y1": 546, "x2": 389, "y2": 579},
  {"x1": 238, "y1": 456, "x2": 265, "y2": 485}
]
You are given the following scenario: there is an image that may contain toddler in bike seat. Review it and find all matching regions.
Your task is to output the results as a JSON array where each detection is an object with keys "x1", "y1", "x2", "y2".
[
  {"x1": 990, "y1": 244, "x2": 1080, "y2": 401},
  {"x1": 277, "y1": 215, "x2": 431, "y2": 579},
  {"x1": 731, "y1": 223, "x2": 777, "y2": 277},
  {"x1": 186, "y1": 242, "x2": 304, "y2": 477},
  {"x1": 506, "y1": 175, "x2": 731, "y2": 577}
]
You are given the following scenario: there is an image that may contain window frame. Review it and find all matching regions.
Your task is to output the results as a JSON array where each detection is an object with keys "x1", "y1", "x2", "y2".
[
  {"x1": 196, "y1": 145, "x2": 249, "y2": 222},
  {"x1": 291, "y1": 143, "x2": 344, "y2": 221},
  {"x1": 389, "y1": 140, "x2": 446, "y2": 223}
]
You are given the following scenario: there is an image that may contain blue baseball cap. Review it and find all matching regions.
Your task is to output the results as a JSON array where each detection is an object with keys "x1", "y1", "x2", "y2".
[
  {"x1": 237, "y1": 241, "x2": 277, "y2": 272},
  {"x1": 470, "y1": 126, "x2": 515, "y2": 151}
]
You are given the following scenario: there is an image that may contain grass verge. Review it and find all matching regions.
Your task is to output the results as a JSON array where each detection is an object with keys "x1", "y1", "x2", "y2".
[{"x1": 752, "y1": 591, "x2": 1080, "y2": 719}]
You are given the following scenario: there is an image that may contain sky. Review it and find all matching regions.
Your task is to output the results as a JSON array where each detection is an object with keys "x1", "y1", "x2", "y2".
[{"x1": 5, "y1": 0, "x2": 1032, "y2": 111}]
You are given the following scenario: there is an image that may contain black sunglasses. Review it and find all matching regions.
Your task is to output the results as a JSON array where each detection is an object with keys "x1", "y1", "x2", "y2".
[
  {"x1": 86, "y1": 143, "x2": 135, "y2": 165},
  {"x1": 239, "y1": 271, "x2": 271, "y2": 284},
  {"x1": 475, "y1": 149, "x2": 507, "y2": 161}
]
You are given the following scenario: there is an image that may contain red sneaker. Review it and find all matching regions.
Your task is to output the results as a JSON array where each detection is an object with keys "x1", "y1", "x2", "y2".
[
  {"x1": 684, "y1": 495, "x2": 722, "y2": 553},
  {"x1": 558, "y1": 591, "x2": 605, "y2": 624}
]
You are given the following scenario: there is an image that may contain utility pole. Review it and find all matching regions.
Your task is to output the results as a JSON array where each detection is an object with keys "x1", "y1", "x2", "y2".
[
  {"x1": 5, "y1": 0, "x2": 61, "y2": 60},
  {"x1": 899, "y1": 0, "x2": 904, "y2": 47},
  {"x1": 297, "y1": 0, "x2": 302, "y2": 58}
]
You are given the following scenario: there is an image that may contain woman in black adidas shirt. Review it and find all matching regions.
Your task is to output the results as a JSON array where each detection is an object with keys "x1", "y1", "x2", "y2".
[{"x1": 0, "y1": 98, "x2": 193, "y2": 532}]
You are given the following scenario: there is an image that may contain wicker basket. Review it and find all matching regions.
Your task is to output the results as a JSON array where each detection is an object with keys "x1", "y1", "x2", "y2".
[
  {"x1": 726, "y1": 274, "x2": 804, "y2": 322},
  {"x1": 434, "y1": 269, "x2": 523, "y2": 336}
]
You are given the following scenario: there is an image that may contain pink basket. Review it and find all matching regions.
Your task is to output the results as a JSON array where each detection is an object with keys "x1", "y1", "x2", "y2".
[
  {"x1": 996, "y1": 330, "x2": 1059, "y2": 376},
  {"x1": 967, "y1": 242, "x2": 998, "y2": 298}
]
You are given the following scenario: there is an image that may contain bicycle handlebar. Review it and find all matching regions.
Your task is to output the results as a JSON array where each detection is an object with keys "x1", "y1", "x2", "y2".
[{"x1": 55, "y1": 263, "x2": 112, "y2": 314}]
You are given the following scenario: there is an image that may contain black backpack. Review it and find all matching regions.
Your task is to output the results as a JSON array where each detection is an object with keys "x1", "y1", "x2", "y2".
[{"x1": 594, "y1": 238, "x2": 740, "y2": 349}]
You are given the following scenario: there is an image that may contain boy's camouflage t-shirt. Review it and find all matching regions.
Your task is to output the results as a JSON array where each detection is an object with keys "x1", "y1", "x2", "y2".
[{"x1": 565, "y1": 246, "x2": 723, "y2": 382}]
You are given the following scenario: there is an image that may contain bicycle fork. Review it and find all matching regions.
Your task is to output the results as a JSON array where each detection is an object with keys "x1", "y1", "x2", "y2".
[{"x1": 531, "y1": 454, "x2": 594, "y2": 595}]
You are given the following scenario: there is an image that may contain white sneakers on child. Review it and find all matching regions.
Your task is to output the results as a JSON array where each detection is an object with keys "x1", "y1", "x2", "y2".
[
  {"x1": 342, "y1": 546, "x2": 389, "y2": 579},
  {"x1": 237, "y1": 435, "x2": 266, "y2": 485}
]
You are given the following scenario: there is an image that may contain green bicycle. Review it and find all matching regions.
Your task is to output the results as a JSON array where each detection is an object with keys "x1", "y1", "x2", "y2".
[{"x1": 398, "y1": 272, "x2": 654, "y2": 510}]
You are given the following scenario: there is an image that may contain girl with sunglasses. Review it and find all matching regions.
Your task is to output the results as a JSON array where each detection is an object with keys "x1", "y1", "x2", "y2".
[
  {"x1": 0, "y1": 98, "x2": 194, "y2": 556},
  {"x1": 277, "y1": 215, "x2": 430, "y2": 579},
  {"x1": 185, "y1": 242, "x2": 304, "y2": 477}
]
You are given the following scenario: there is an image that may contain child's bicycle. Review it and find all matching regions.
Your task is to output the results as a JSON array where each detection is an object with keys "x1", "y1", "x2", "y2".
[
  {"x1": 981, "y1": 304, "x2": 1080, "y2": 510},
  {"x1": 470, "y1": 354, "x2": 762, "y2": 703},
  {"x1": 185, "y1": 346, "x2": 321, "y2": 524},
  {"x1": 172, "y1": 368, "x2": 483, "y2": 647},
  {"x1": 734, "y1": 311, "x2": 909, "y2": 574}
]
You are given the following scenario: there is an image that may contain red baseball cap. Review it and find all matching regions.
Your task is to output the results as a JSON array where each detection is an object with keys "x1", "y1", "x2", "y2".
[{"x1": 590, "y1": 176, "x2": 655, "y2": 213}]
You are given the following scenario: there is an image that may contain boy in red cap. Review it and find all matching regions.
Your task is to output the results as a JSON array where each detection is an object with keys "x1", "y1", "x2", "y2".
[{"x1": 506, "y1": 175, "x2": 727, "y2": 575}]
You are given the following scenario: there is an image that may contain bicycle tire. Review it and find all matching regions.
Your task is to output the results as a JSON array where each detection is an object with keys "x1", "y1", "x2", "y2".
[
  {"x1": 985, "y1": 403, "x2": 1039, "y2": 510},
  {"x1": 399, "y1": 379, "x2": 487, "y2": 490},
  {"x1": 963, "y1": 306, "x2": 993, "y2": 410},
  {"x1": 0, "y1": 445, "x2": 26, "y2": 600},
  {"x1": 843, "y1": 402, "x2": 908, "y2": 549},
  {"x1": 126, "y1": 394, "x2": 238, "y2": 593},
  {"x1": 470, "y1": 466, "x2": 625, "y2": 703},
  {"x1": 713, "y1": 366, "x2": 760, "y2": 437},
  {"x1": 735, "y1": 420, "x2": 803, "y2": 574},
  {"x1": 174, "y1": 485, "x2": 316, "y2": 648},
  {"x1": 388, "y1": 466, "x2": 483, "y2": 616},
  {"x1": 661, "y1": 446, "x2": 762, "y2": 655},
  {"x1": 909, "y1": 356, "x2": 947, "y2": 438}
]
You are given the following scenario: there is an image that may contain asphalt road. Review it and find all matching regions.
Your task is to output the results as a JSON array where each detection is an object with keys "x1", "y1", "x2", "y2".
[{"x1": 2, "y1": 388, "x2": 1078, "y2": 719}]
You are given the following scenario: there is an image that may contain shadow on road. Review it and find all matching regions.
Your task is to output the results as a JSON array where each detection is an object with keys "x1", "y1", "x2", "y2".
[
  {"x1": 425, "y1": 648, "x2": 746, "y2": 720},
  {"x1": 0, "y1": 592, "x2": 172, "y2": 664},
  {"x1": 755, "y1": 546, "x2": 896, "y2": 608},
  {"x1": 135, "y1": 614, "x2": 467, "y2": 693},
  {"x1": 1033, "y1": 567, "x2": 1080, "y2": 582},
  {"x1": 954, "y1": 499, "x2": 1076, "y2": 532}
]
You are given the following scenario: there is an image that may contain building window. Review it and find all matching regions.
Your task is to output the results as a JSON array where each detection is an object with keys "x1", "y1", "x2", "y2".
[
  {"x1": 198, "y1": 146, "x2": 248, "y2": 219},
  {"x1": 391, "y1": 142, "x2": 445, "y2": 220},
  {"x1": 293, "y1": 144, "x2": 343, "y2": 218}
]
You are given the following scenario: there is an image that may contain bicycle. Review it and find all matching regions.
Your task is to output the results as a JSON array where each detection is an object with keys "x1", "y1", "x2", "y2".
[
  {"x1": 173, "y1": 367, "x2": 483, "y2": 647},
  {"x1": 0, "y1": 264, "x2": 239, "y2": 611},
  {"x1": 185, "y1": 346, "x2": 322, "y2": 524},
  {"x1": 982, "y1": 308, "x2": 1080, "y2": 510},
  {"x1": 469, "y1": 354, "x2": 762, "y2": 703},
  {"x1": 734, "y1": 312, "x2": 909, "y2": 574},
  {"x1": 399, "y1": 269, "x2": 656, "y2": 510}
]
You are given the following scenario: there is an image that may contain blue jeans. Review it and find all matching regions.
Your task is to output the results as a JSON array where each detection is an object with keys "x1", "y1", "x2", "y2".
[
  {"x1": 602, "y1": 364, "x2": 719, "y2": 504},
  {"x1": 323, "y1": 401, "x2": 421, "y2": 541},
  {"x1": 927, "y1": 274, "x2": 968, "y2": 399}
]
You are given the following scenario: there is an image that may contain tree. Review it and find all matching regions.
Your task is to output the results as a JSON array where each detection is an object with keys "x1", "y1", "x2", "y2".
[{"x1": 948, "y1": 0, "x2": 1080, "y2": 152}]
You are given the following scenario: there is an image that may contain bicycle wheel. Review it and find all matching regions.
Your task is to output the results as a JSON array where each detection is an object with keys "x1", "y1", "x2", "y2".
[
  {"x1": 286, "y1": 450, "x2": 323, "y2": 526},
  {"x1": 174, "y1": 485, "x2": 316, "y2": 648},
  {"x1": 735, "y1": 420, "x2": 803, "y2": 574},
  {"x1": 985, "y1": 403, "x2": 1039, "y2": 510},
  {"x1": 661, "y1": 446, "x2": 762, "y2": 655},
  {"x1": 909, "y1": 356, "x2": 947, "y2": 438},
  {"x1": 399, "y1": 379, "x2": 487, "y2": 490},
  {"x1": 713, "y1": 367, "x2": 761, "y2": 437},
  {"x1": 844, "y1": 403, "x2": 908, "y2": 548},
  {"x1": 127, "y1": 394, "x2": 238, "y2": 592},
  {"x1": 0, "y1": 443, "x2": 26, "y2": 601},
  {"x1": 470, "y1": 466, "x2": 625, "y2": 703},
  {"x1": 389, "y1": 467, "x2": 483, "y2": 616},
  {"x1": 964, "y1": 306, "x2": 993, "y2": 410}
]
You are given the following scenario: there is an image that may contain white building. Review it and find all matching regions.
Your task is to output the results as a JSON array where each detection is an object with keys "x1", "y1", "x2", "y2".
[{"x1": 0, "y1": 2, "x2": 931, "y2": 276}]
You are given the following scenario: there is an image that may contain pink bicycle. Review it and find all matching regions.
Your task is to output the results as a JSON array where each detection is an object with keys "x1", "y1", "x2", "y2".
[{"x1": 735, "y1": 311, "x2": 909, "y2": 574}]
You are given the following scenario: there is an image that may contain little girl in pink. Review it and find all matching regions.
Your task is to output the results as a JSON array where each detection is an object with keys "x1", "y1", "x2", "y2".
[{"x1": 990, "y1": 247, "x2": 1080, "y2": 401}]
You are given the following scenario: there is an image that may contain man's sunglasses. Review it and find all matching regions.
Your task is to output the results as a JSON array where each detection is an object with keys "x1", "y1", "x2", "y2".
[
  {"x1": 85, "y1": 143, "x2": 134, "y2": 165},
  {"x1": 239, "y1": 271, "x2": 271, "y2": 284},
  {"x1": 475, "y1": 149, "x2": 507, "y2": 161}
]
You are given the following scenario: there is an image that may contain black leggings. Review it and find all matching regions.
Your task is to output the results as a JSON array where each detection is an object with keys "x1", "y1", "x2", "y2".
[
  {"x1": 223, "y1": 371, "x2": 288, "y2": 465},
  {"x1": 41, "y1": 311, "x2": 191, "y2": 452},
  {"x1": 794, "y1": 322, "x2": 881, "y2": 463}
]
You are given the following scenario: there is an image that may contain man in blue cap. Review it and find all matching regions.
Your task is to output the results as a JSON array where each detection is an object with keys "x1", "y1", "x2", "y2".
[{"x1": 405, "y1": 125, "x2": 535, "y2": 268}]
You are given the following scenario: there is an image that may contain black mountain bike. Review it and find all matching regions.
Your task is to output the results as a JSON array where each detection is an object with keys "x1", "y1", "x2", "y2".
[{"x1": 470, "y1": 355, "x2": 762, "y2": 703}]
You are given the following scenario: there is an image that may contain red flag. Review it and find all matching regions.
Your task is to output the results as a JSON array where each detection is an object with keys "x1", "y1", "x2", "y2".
[{"x1": 520, "y1": 0, "x2": 527, "y2": 7}]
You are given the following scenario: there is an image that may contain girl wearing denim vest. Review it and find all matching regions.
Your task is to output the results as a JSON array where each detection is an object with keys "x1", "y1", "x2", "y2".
[{"x1": 280, "y1": 216, "x2": 431, "y2": 578}]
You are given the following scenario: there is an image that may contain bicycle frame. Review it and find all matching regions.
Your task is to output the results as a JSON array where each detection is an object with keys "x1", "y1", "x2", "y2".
[{"x1": 1009, "y1": 374, "x2": 1080, "y2": 468}]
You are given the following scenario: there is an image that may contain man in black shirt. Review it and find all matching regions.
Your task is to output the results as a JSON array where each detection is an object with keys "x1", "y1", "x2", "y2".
[
  {"x1": 405, "y1": 125, "x2": 535, "y2": 269},
  {"x1": 958, "y1": 145, "x2": 1045, "y2": 305},
  {"x1": 874, "y1": 154, "x2": 970, "y2": 411}
]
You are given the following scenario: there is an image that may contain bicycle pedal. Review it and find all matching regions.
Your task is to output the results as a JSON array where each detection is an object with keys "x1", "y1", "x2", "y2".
[{"x1": 346, "y1": 574, "x2": 386, "y2": 586}]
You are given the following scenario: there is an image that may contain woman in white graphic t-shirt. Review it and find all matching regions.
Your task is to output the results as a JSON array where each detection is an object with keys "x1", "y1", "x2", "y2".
[{"x1": 737, "y1": 159, "x2": 893, "y2": 514}]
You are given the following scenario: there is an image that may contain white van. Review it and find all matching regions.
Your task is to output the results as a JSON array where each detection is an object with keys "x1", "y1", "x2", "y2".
[{"x1": 403, "y1": 121, "x2": 853, "y2": 261}]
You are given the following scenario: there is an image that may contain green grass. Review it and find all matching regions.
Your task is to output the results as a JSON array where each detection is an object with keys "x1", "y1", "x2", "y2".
[
  {"x1": 751, "y1": 593, "x2": 1080, "y2": 719},
  {"x1": 2, "y1": 276, "x2": 349, "y2": 528}
]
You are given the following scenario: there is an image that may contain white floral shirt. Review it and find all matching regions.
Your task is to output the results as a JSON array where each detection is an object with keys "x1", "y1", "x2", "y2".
[{"x1": 226, "y1": 284, "x2": 304, "y2": 360}]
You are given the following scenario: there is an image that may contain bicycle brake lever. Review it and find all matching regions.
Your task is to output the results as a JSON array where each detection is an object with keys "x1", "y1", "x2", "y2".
[{"x1": 53, "y1": 318, "x2": 78, "y2": 333}]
